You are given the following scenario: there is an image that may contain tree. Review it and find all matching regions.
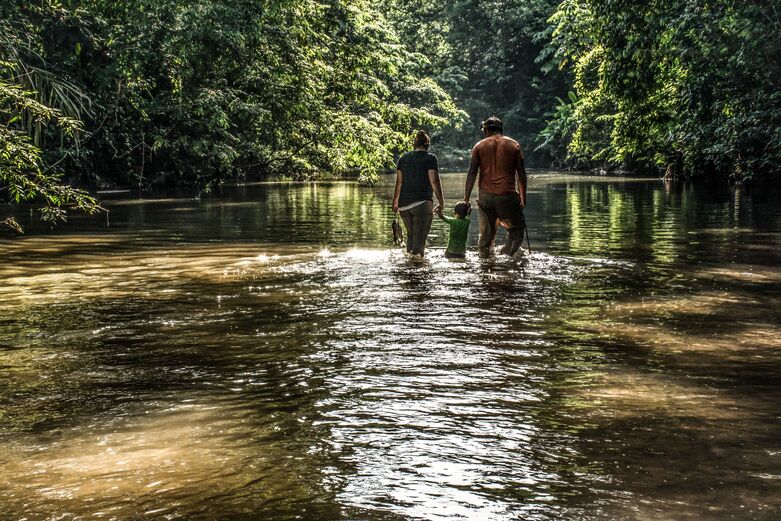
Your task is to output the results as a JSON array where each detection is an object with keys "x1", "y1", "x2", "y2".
[
  {"x1": 1, "y1": 0, "x2": 464, "y2": 230},
  {"x1": 384, "y1": 0, "x2": 570, "y2": 168},
  {"x1": 0, "y1": 13, "x2": 100, "y2": 232},
  {"x1": 546, "y1": 0, "x2": 781, "y2": 179}
]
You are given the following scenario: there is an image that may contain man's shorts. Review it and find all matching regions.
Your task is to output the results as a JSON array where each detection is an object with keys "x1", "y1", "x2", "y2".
[
  {"x1": 476, "y1": 192, "x2": 525, "y2": 255},
  {"x1": 477, "y1": 192, "x2": 525, "y2": 230}
]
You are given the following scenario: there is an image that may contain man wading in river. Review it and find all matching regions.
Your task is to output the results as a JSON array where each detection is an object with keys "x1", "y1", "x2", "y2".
[{"x1": 464, "y1": 116, "x2": 527, "y2": 258}]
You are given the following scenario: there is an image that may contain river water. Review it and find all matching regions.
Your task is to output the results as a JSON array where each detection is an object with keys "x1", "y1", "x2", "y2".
[{"x1": 1, "y1": 174, "x2": 780, "y2": 520}]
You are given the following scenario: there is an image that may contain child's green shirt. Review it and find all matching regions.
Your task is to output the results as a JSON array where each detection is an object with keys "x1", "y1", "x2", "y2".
[{"x1": 443, "y1": 215, "x2": 470, "y2": 255}]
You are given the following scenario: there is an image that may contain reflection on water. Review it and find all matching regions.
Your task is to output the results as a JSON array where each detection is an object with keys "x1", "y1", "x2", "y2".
[{"x1": 1, "y1": 175, "x2": 780, "y2": 520}]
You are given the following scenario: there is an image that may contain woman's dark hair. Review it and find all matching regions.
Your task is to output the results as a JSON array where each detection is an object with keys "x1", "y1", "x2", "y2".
[
  {"x1": 413, "y1": 130, "x2": 431, "y2": 149},
  {"x1": 481, "y1": 116, "x2": 503, "y2": 133}
]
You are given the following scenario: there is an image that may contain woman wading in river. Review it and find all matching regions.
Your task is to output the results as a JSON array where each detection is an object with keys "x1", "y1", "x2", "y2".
[{"x1": 392, "y1": 130, "x2": 445, "y2": 256}]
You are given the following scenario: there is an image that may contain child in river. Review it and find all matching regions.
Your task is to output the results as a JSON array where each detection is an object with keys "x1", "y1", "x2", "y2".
[{"x1": 435, "y1": 201, "x2": 471, "y2": 258}]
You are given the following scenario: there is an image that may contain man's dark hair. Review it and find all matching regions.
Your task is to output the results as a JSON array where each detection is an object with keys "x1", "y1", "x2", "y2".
[
  {"x1": 454, "y1": 201, "x2": 470, "y2": 218},
  {"x1": 481, "y1": 116, "x2": 503, "y2": 133},
  {"x1": 413, "y1": 130, "x2": 431, "y2": 149}
]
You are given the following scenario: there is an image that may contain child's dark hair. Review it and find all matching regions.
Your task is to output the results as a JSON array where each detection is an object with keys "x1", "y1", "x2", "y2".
[
  {"x1": 413, "y1": 130, "x2": 431, "y2": 149},
  {"x1": 454, "y1": 201, "x2": 470, "y2": 218}
]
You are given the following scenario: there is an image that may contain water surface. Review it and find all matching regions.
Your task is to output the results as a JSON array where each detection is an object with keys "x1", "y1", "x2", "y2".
[{"x1": 1, "y1": 174, "x2": 780, "y2": 520}]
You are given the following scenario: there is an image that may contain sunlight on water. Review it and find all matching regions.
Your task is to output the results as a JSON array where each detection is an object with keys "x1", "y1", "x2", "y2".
[
  {"x1": 1, "y1": 400, "x2": 251, "y2": 516},
  {"x1": 578, "y1": 367, "x2": 748, "y2": 421},
  {"x1": 1, "y1": 177, "x2": 780, "y2": 519}
]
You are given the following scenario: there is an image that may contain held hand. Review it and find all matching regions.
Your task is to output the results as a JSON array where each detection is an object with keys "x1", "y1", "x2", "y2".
[{"x1": 392, "y1": 200, "x2": 399, "y2": 213}]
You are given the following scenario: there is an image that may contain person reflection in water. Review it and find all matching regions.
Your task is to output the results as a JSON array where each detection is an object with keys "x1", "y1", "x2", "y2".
[
  {"x1": 392, "y1": 130, "x2": 445, "y2": 256},
  {"x1": 464, "y1": 116, "x2": 528, "y2": 258}
]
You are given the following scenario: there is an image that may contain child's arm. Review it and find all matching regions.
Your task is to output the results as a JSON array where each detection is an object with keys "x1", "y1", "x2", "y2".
[{"x1": 433, "y1": 205, "x2": 448, "y2": 221}]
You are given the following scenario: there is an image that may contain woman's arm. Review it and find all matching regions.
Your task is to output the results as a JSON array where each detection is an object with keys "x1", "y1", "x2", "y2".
[
  {"x1": 428, "y1": 168, "x2": 445, "y2": 217},
  {"x1": 433, "y1": 205, "x2": 449, "y2": 221},
  {"x1": 392, "y1": 169, "x2": 403, "y2": 212}
]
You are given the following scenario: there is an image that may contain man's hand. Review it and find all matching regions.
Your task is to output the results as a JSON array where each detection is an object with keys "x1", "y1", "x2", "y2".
[
  {"x1": 392, "y1": 199, "x2": 399, "y2": 213},
  {"x1": 433, "y1": 204, "x2": 444, "y2": 219}
]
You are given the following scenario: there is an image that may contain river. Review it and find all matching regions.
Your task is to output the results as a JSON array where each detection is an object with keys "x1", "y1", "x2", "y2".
[{"x1": 1, "y1": 173, "x2": 780, "y2": 520}]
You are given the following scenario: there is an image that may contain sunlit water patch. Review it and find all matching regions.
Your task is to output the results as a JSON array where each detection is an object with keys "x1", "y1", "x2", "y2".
[{"x1": 1, "y1": 176, "x2": 781, "y2": 519}]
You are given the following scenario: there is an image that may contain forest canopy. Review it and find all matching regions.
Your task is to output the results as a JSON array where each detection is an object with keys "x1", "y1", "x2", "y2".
[{"x1": 2, "y1": 0, "x2": 779, "y2": 229}]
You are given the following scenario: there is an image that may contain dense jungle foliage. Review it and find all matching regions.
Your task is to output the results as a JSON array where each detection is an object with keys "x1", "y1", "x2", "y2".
[
  {"x1": 385, "y1": 0, "x2": 781, "y2": 177},
  {"x1": 1, "y1": 0, "x2": 779, "y2": 229}
]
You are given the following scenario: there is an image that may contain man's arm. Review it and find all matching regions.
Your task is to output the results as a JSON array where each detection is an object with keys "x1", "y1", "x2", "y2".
[
  {"x1": 392, "y1": 169, "x2": 402, "y2": 212},
  {"x1": 516, "y1": 150, "x2": 527, "y2": 208},
  {"x1": 428, "y1": 168, "x2": 445, "y2": 217},
  {"x1": 464, "y1": 148, "x2": 479, "y2": 203}
]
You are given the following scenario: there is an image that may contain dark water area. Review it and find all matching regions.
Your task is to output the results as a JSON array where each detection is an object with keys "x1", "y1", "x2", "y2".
[{"x1": 1, "y1": 174, "x2": 780, "y2": 520}]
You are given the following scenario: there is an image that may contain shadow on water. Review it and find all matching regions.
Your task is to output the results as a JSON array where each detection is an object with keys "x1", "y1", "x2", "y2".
[{"x1": 0, "y1": 175, "x2": 780, "y2": 519}]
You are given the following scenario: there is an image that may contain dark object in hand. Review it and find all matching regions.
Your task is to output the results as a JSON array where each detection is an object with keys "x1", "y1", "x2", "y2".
[{"x1": 392, "y1": 215, "x2": 404, "y2": 246}]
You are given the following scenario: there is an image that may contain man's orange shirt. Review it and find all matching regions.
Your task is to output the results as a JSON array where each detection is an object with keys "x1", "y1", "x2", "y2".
[{"x1": 472, "y1": 135, "x2": 524, "y2": 195}]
